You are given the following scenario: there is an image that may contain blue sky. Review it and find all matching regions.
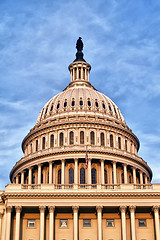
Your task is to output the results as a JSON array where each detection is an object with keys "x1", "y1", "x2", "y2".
[{"x1": 0, "y1": 0, "x2": 160, "y2": 189}]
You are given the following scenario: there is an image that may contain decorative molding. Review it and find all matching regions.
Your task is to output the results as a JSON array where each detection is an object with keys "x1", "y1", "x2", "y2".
[
  {"x1": 152, "y1": 205, "x2": 159, "y2": 213},
  {"x1": 119, "y1": 205, "x2": 127, "y2": 213},
  {"x1": 48, "y1": 206, "x2": 55, "y2": 212},
  {"x1": 96, "y1": 205, "x2": 103, "y2": 212},
  {"x1": 39, "y1": 206, "x2": 46, "y2": 212},
  {"x1": 129, "y1": 205, "x2": 136, "y2": 213},
  {"x1": 15, "y1": 206, "x2": 22, "y2": 213},
  {"x1": 6, "y1": 206, "x2": 12, "y2": 213},
  {"x1": 72, "y1": 206, "x2": 79, "y2": 212}
]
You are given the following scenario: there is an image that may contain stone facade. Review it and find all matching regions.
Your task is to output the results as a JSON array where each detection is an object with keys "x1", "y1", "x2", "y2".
[{"x1": 0, "y1": 40, "x2": 160, "y2": 240}]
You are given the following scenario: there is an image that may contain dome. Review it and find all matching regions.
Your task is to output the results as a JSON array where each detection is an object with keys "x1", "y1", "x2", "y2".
[{"x1": 36, "y1": 80, "x2": 126, "y2": 125}]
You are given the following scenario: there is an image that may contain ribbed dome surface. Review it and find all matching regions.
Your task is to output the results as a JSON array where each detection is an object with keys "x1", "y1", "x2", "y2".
[{"x1": 36, "y1": 82, "x2": 126, "y2": 125}]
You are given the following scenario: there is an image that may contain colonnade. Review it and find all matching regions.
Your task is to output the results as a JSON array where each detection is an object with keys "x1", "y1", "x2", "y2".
[
  {"x1": 13, "y1": 159, "x2": 149, "y2": 186},
  {"x1": 2, "y1": 205, "x2": 159, "y2": 240}
]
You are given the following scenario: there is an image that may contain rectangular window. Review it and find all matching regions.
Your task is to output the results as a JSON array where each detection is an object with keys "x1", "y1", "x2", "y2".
[
  {"x1": 28, "y1": 220, "x2": 35, "y2": 227},
  {"x1": 106, "y1": 220, "x2": 114, "y2": 227},
  {"x1": 60, "y1": 220, "x2": 68, "y2": 227},
  {"x1": 83, "y1": 219, "x2": 91, "y2": 227},
  {"x1": 139, "y1": 219, "x2": 146, "y2": 227}
]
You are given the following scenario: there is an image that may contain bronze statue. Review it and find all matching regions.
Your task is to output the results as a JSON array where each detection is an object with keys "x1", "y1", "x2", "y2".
[{"x1": 76, "y1": 37, "x2": 83, "y2": 52}]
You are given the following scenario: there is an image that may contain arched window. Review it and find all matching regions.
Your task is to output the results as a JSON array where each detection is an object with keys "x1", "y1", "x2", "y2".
[
  {"x1": 125, "y1": 140, "x2": 127, "y2": 151},
  {"x1": 70, "y1": 131, "x2": 74, "y2": 145},
  {"x1": 90, "y1": 131, "x2": 95, "y2": 145},
  {"x1": 110, "y1": 134, "x2": 113, "y2": 147},
  {"x1": 50, "y1": 134, "x2": 54, "y2": 147},
  {"x1": 36, "y1": 140, "x2": 38, "y2": 152},
  {"x1": 100, "y1": 132, "x2": 105, "y2": 146},
  {"x1": 42, "y1": 137, "x2": 45, "y2": 149},
  {"x1": 91, "y1": 168, "x2": 97, "y2": 184},
  {"x1": 104, "y1": 169, "x2": 108, "y2": 184},
  {"x1": 118, "y1": 137, "x2": 121, "y2": 149},
  {"x1": 80, "y1": 131, "x2": 84, "y2": 144},
  {"x1": 59, "y1": 132, "x2": 64, "y2": 146},
  {"x1": 58, "y1": 169, "x2": 61, "y2": 184},
  {"x1": 80, "y1": 168, "x2": 85, "y2": 184},
  {"x1": 69, "y1": 168, "x2": 74, "y2": 184},
  {"x1": 121, "y1": 173, "x2": 124, "y2": 184}
]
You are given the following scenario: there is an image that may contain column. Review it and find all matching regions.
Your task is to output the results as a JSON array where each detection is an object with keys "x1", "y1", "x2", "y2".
[
  {"x1": 0, "y1": 212, "x2": 3, "y2": 240},
  {"x1": 49, "y1": 162, "x2": 53, "y2": 184},
  {"x1": 72, "y1": 206, "x2": 79, "y2": 240},
  {"x1": 61, "y1": 159, "x2": 65, "y2": 185},
  {"x1": 5, "y1": 206, "x2": 12, "y2": 240},
  {"x1": 153, "y1": 206, "x2": 160, "y2": 240},
  {"x1": 28, "y1": 167, "x2": 33, "y2": 184},
  {"x1": 120, "y1": 206, "x2": 127, "y2": 240},
  {"x1": 112, "y1": 161, "x2": 117, "y2": 185},
  {"x1": 15, "y1": 206, "x2": 22, "y2": 240},
  {"x1": 96, "y1": 206, "x2": 103, "y2": 240},
  {"x1": 144, "y1": 175, "x2": 148, "y2": 184},
  {"x1": 49, "y1": 206, "x2": 55, "y2": 240},
  {"x1": 88, "y1": 158, "x2": 91, "y2": 185},
  {"x1": 139, "y1": 171, "x2": 143, "y2": 185},
  {"x1": 21, "y1": 171, "x2": 25, "y2": 184},
  {"x1": 101, "y1": 160, "x2": 105, "y2": 185},
  {"x1": 16, "y1": 175, "x2": 19, "y2": 184},
  {"x1": 74, "y1": 159, "x2": 78, "y2": 188},
  {"x1": 38, "y1": 164, "x2": 42, "y2": 184},
  {"x1": 129, "y1": 206, "x2": 136, "y2": 240},
  {"x1": 2, "y1": 209, "x2": 6, "y2": 240},
  {"x1": 123, "y1": 164, "x2": 127, "y2": 184},
  {"x1": 39, "y1": 206, "x2": 46, "y2": 240},
  {"x1": 132, "y1": 167, "x2": 136, "y2": 185}
]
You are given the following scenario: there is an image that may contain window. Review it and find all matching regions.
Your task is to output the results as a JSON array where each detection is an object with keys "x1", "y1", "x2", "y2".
[
  {"x1": 87, "y1": 100, "x2": 91, "y2": 106},
  {"x1": 79, "y1": 100, "x2": 83, "y2": 106},
  {"x1": 91, "y1": 168, "x2": 96, "y2": 184},
  {"x1": 36, "y1": 140, "x2": 38, "y2": 152},
  {"x1": 57, "y1": 103, "x2": 60, "y2": 109},
  {"x1": 118, "y1": 137, "x2": 121, "y2": 149},
  {"x1": 109, "y1": 105, "x2": 112, "y2": 111},
  {"x1": 69, "y1": 131, "x2": 74, "y2": 145},
  {"x1": 139, "y1": 219, "x2": 146, "y2": 227},
  {"x1": 69, "y1": 168, "x2": 74, "y2": 184},
  {"x1": 58, "y1": 169, "x2": 61, "y2": 184},
  {"x1": 50, "y1": 105, "x2": 53, "y2": 111},
  {"x1": 125, "y1": 140, "x2": 127, "y2": 151},
  {"x1": 110, "y1": 134, "x2": 113, "y2": 147},
  {"x1": 50, "y1": 134, "x2": 54, "y2": 147},
  {"x1": 80, "y1": 168, "x2": 85, "y2": 184},
  {"x1": 90, "y1": 131, "x2": 95, "y2": 145},
  {"x1": 60, "y1": 132, "x2": 64, "y2": 146},
  {"x1": 102, "y1": 103, "x2": 106, "y2": 109},
  {"x1": 100, "y1": 132, "x2": 105, "y2": 146},
  {"x1": 95, "y1": 101, "x2": 99, "y2": 107},
  {"x1": 28, "y1": 220, "x2": 35, "y2": 227},
  {"x1": 60, "y1": 220, "x2": 68, "y2": 227},
  {"x1": 64, "y1": 101, "x2": 67, "y2": 107},
  {"x1": 80, "y1": 131, "x2": 84, "y2": 144},
  {"x1": 106, "y1": 220, "x2": 114, "y2": 227},
  {"x1": 45, "y1": 108, "x2": 48, "y2": 114},
  {"x1": 104, "y1": 169, "x2": 108, "y2": 184},
  {"x1": 114, "y1": 108, "x2": 117, "y2": 114},
  {"x1": 83, "y1": 219, "x2": 91, "y2": 227},
  {"x1": 42, "y1": 137, "x2": 45, "y2": 149},
  {"x1": 71, "y1": 100, "x2": 75, "y2": 106}
]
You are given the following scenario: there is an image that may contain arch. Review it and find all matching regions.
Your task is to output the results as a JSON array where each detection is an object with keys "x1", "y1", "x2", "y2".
[
  {"x1": 91, "y1": 168, "x2": 97, "y2": 184},
  {"x1": 110, "y1": 134, "x2": 113, "y2": 147},
  {"x1": 50, "y1": 134, "x2": 54, "y2": 147},
  {"x1": 69, "y1": 131, "x2": 74, "y2": 145},
  {"x1": 104, "y1": 169, "x2": 108, "y2": 184},
  {"x1": 118, "y1": 137, "x2": 121, "y2": 149},
  {"x1": 80, "y1": 131, "x2": 84, "y2": 144},
  {"x1": 80, "y1": 168, "x2": 85, "y2": 184},
  {"x1": 90, "y1": 131, "x2": 95, "y2": 145},
  {"x1": 42, "y1": 137, "x2": 45, "y2": 149},
  {"x1": 100, "y1": 132, "x2": 105, "y2": 146},
  {"x1": 59, "y1": 132, "x2": 64, "y2": 146},
  {"x1": 69, "y1": 167, "x2": 74, "y2": 184},
  {"x1": 58, "y1": 169, "x2": 61, "y2": 184}
]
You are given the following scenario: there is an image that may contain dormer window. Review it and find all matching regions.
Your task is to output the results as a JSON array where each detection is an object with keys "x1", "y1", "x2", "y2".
[
  {"x1": 72, "y1": 100, "x2": 75, "y2": 107},
  {"x1": 102, "y1": 103, "x2": 106, "y2": 109},
  {"x1": 109, "y1": 105, "x2": 112, "y2": 111},
  {"x1": 57, "y1": 103, "x2": 60, "y2": 109},
  {"x1": 50, "y1": 105, "x2": 53, "y2": 111},
  {"x1": 64, "y1": 102, "x2": 67, "y2": 107},
  {"x1": 95, "y1": 101, "x2": 99, "y2": 108},
  {"x1": 87, "y1": 100, "x2": 91, "y2": 106},
  {"x1": 79, "y1": 100, "x2": 83, "y2": 106}
]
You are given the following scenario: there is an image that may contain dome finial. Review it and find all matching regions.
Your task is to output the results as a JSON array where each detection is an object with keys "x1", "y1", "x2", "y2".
[{"x1": 74, "y1": 37, "x2": 85, "y2": 62}]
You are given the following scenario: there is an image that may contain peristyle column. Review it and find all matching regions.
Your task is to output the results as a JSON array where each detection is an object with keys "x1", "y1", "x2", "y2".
[
  {"x1": 49, "y1": 161, "x2": 53, "y2": 184},
  {"x1": 101, "y1": 159, "x2": 104, "y2": 185},
  {"x1": 72, "y1": 206, "x2": 79, "y2": 240},
  {"x1": 120, "y1": 206, "x2": 127, "y2": 240},
  {"x1": 96, "y1": 206, "x2": 103, "y2": 240},
  {"x1": 61, "y1": 159, "x2": 65, "y2": 185},
  {"x1": 152, "y1": 206, "x2": 160, "y2": 240},
  {"x1": 28, "y1": 167, "x2": 33, "y2": 184},
  {"x1": 88, "y1": 158, "x2": 91, "y2": 185},
  {"x1": 21, "y1": 171, "x2": 25, "y2": 184},
  {"x1": 39, "y1": 206, "x2": 46, "y2": 240},
  {"x1": 15, "y1": 206, "x2": 22, "y2": 240},
  {"x1": 123, "y1": 164, "x2": 127, "y2": 184},
  {"x1": 74, "y1": 158, "x2": 78, "y2": 188},
  {"x1": 132, "y1": 167, "x2": 136, "y2": 185},
  {"x1": 48, "y1": 206, "x2": 55, "y2": 240},
  {"x1": 112, "y1": 161, "x2": 117, "y2": 185},
  {"x1": 129, "y1": 205, "x2": 136, "y2": 240},
  {"x1": 38, "y1": 164, "x2": 42, "y2": 184}
]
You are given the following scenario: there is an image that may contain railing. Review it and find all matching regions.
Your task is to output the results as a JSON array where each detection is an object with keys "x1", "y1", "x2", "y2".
[{"x1": 19, "y1": 183, "x2": 154, "y2": 191}]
